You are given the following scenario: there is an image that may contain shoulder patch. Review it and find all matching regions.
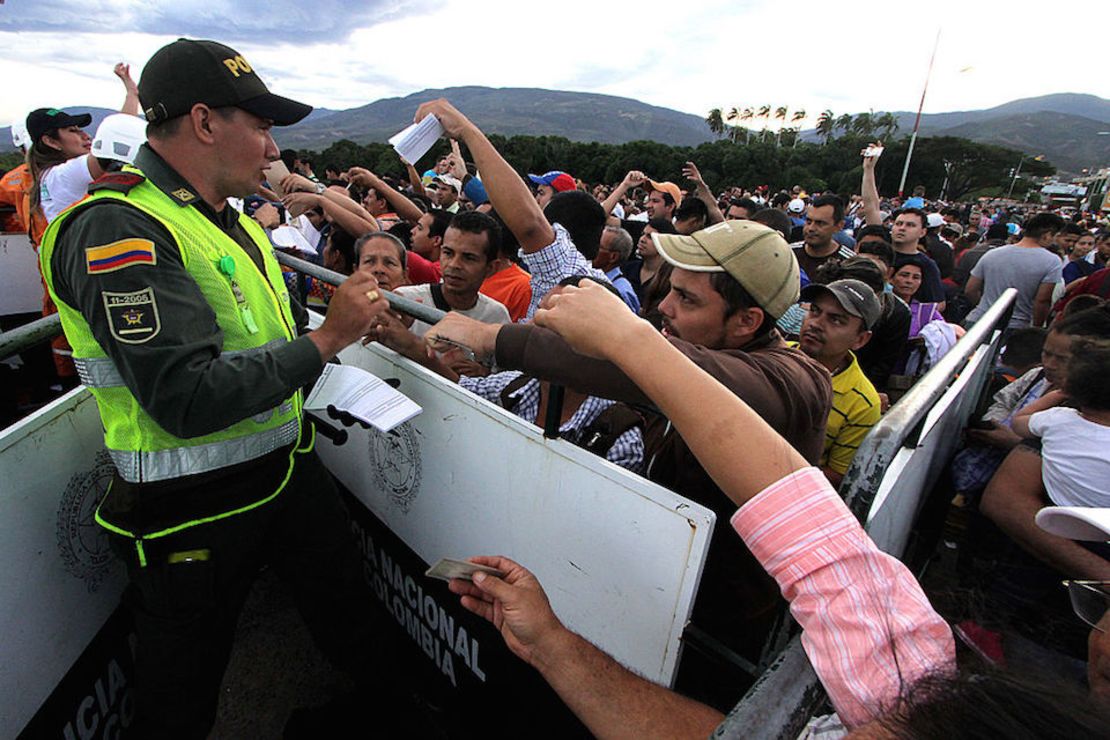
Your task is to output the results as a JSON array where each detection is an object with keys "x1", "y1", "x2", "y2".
[
  {"x1": 103, "y1": 288, "x2": 161, "y2": 344},
  {"x1": 86, "y1": 238, "x2": 156, "y2": 274},
  {"x1": 88, "y1": 172, "x2": 146, "y2": 194}
]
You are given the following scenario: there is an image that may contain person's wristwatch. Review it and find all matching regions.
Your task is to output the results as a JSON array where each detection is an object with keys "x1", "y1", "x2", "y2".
[{"x1": 314, "y1": 181, "x2": 326, "y2": 195}]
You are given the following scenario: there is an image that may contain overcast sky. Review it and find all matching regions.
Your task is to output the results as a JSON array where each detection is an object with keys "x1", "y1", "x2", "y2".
[{"x1": 1, "y1": 0, "x2": 1105, "y2": 129}]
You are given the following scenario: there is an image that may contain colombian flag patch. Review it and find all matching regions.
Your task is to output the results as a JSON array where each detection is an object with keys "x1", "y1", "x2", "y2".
[{"x1": 85, "y1": 239, "x2": 156, "y2": 274}]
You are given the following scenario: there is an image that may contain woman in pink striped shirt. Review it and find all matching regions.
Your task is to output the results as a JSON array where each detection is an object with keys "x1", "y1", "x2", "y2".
[{"x1": 447, "y1": 280, "x2": 1108, "y2": 738}]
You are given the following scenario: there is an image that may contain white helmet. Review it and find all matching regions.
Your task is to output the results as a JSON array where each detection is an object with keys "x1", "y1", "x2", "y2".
[
  {"x1": 91, "y1": 113, "x2": 147, "y2": 164},
  {"x1": 10, "y1": 120, "x2": 30, "y2": 150}
]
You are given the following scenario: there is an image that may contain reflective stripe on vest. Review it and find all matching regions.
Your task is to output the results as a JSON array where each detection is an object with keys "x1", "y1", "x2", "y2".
[
  {"x1": 108, "y1": 417, "x2": 300, "y2": 483},
  {"x1": 74, "y1": 339, "x2": 288, "y2": 388}
]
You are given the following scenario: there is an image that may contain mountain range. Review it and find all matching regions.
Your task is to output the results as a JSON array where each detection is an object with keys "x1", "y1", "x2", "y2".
[{"x1": 3, "y1": 89, "x2": 1106, "y2": 175}]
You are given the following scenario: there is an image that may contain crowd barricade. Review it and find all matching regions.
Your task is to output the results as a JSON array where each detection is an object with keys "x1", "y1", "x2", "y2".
[
  {"x1": 711, "y1": 288, "x2": 1017, "y2": 738},
  {"x1": 0, "y1": 255, "x2": 717, "y2": 734}
]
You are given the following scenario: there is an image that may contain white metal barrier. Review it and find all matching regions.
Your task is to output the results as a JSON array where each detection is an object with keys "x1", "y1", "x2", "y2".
[{"x1": 713, "y1": 289, "x2": 1017, "y2": 739}]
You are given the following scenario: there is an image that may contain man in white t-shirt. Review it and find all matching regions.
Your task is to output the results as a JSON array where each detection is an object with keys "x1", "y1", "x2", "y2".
[{"x1": 394, "y1": 210, "x2": 510, "y2": 336}]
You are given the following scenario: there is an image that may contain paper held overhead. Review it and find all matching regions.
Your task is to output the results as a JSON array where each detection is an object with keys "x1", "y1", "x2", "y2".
[
  {"x1": 389, "y1": 115, "x2": 445, "y2": 165},
  {"x1": 304, "y1": 363, "x2": 422, "y2": 432}
]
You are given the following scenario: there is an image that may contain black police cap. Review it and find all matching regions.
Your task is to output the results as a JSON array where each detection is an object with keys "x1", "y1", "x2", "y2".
[{"x1": 138, "y1": 38, "x2": 312, "y2": 126}]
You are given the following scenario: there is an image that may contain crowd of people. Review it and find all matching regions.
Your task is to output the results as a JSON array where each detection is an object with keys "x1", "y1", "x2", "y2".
[{"x1": 1, "y1": 40, "x2": 1109, "y2": 737}]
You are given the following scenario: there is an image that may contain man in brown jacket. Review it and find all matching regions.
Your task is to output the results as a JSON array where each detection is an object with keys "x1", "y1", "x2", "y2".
[{"x1": 420, "y1": 219, "x2": 831, "y2": 705}]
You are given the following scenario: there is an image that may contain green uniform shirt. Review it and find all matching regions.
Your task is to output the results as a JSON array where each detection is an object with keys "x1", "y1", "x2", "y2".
[{"x1": 50, "y1": 145, "x2": 323, "y2": 440}]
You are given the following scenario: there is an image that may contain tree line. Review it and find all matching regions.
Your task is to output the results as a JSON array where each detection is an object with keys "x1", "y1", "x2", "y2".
[{"x1": 307, "y1": 129, "x2": 1055, "y2": 203}]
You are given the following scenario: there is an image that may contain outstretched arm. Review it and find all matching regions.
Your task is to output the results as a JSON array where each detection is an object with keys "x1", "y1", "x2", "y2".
[
  {"x1": 860, "y1": 143, "x2": 883, "y2": 227},
  {"x1": 281, "y1": 173, "x2": 378, "y2": 235},
  {"x1": 981, "y1": 445, "x2": 1110, "y2": 581},
  {"x1": 601, "y1": 171, "x2": 646, "y2": 216},
  {"x1": 347, "y1": 167, "x2": 424, "y2": 224},
  {"x1": 414, "y1": 99, "x2": 553, "y2": 253},
  {"x1": 449, "y1": 556, "x2": 724, "y2": 740},
  {"x1": 115, "y1": 63, "x2": 140, "y2": 117},
  {"x1": 682, "y1": 161, "x2": 725, "y2": 225}
]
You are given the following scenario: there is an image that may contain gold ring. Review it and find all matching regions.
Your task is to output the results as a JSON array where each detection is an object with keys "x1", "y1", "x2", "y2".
[{"x1": 365, "y1": 290, "x2": 379, "y2": 302}]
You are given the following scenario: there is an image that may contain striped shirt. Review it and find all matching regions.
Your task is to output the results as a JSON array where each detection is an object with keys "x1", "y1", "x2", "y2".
[
  {"x1": 730, "y1": 467, "x2": 955, "y2": 728},
  {"x1": 458, "y1": 370, "x2": 644, "y2": 473},
  {"x1": 519, "y1": 223, "x2": 610, "y2": 322}
]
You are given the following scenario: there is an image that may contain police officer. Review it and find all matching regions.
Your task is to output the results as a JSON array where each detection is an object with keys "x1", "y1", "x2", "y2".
[{"x1": 39, "y1": 39, "x2": 390, "y2": 738}]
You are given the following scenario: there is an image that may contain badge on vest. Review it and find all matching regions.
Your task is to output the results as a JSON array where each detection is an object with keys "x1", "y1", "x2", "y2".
[{"x1": 103, "y1": 288, "x2": 161, "y2": 344}]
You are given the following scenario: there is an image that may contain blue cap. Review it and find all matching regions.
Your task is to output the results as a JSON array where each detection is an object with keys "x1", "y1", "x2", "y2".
[
  {"x1": 903, "y1": 197, "x2": 925, "y2": 209},
  {"x1": 463, "y1": 177, "x2": 488, "y2": 206}
]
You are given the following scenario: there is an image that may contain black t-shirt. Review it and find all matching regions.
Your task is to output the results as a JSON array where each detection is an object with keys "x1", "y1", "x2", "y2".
[
  {"x1": 792, "y1": 242, "x2": 855, "y2": 283},
  {"x1": 925, "y1": 235, "x2": 955, "y2": 279},
  {"x1": 857, "y1": 293, "x2": 911, "y2": 390}
]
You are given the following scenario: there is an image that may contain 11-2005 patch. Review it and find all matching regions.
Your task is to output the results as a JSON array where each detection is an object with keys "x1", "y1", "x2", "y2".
[{"x1": 102, "y1": 288, "x2": 161, "y2": 344}]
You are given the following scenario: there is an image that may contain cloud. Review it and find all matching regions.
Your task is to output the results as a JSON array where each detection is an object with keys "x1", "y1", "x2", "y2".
[
  {"x1": 0, "y1": 0, "x2": 432, "y2": 43},
  {"x1": 0, "y1": 0, "x2": 1104, "y2": 129}
]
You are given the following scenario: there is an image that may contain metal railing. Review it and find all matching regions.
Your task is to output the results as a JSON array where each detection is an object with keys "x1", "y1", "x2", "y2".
[
  {"x1": 840, "y1": 288, "x2": 1017, "y2": 525},
  {"x1": 0, "y1": 314, "x2": 62, "y2": 361},
  {"x1": 0, "y1": 252, "x2": 446, "y2": 355},
  {"x1": 714, "y1": 289, "x2": 1018, "y2": 737}
]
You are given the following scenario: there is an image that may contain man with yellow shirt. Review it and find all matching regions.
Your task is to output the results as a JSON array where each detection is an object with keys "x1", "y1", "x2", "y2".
[{"x1": 796, "y1": 279, "x2": 882, "y2": 489}]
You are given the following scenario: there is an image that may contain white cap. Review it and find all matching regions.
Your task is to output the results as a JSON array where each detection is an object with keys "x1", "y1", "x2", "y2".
[
  {"x1": 926, "y1": 212, "x2": 945, "y2": 229},
  {"x1": 787, "y1": 197, "x2": 805, "y2": 213},
  {"x1": 1035, "y1": 507, "x2": 1110, "y2": 542},
  {"x1": 10, "y1": 120, "x2": 30, "y2": 150},
  {"x1": 91, "y1": 113, "x2": 147, "y2": 164},
  {"x1": 433, "y1": 174, "x2": 462, "y2": 193}
]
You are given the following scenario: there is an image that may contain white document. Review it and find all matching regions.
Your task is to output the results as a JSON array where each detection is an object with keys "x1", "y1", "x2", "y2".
[
  {"x1": 270, "y1": 225, "x2": 317, "y2": 258},
  {"x1": 388, "y1": 115, "x2": 444, "y2": 165},
  {"x1": 305, "y1": 364, "x2": 422, "y2": 432}
]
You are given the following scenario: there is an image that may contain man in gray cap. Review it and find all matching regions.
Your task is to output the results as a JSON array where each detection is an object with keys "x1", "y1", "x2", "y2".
[
  {"x1": 418, "y1": 219, "x2": 832, "y2": 700},
  {"x1": 797, "y1": 279, "x2": 883, "y2": 488},
  {"x1": 38, "y1": 38, "x2": 391, "y2": 737}
]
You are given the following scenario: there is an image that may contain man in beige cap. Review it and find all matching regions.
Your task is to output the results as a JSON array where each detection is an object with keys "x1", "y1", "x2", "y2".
[{"x1": 419, "y1": 219, "x2": 830, "y2": 699}]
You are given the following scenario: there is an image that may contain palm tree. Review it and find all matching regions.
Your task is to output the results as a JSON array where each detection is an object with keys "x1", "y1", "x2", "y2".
[
  {"x1": 816, "y1": 109, "x2": 835, "y2": 142},
  {"x1": 773, "y1": 106, "x2": 789, "y2": 146},
  {"x1": 876, "y1": 112, "x2": 899, "y2": 140},
  {"x1": 740, "y1": 108, "x2": 755, "y2": 123},
  {"x1": 706, "y1": 108, "x2": 726, "y2": 138},
  {"x1": 757, "y1": 104, "x2": 771, "y2": 120},
  {"x1": 835, "y1": 113, "x2": 853, "y2": 135},
  {"x1": 851, "y1": 110, "x2": 876, "y2": 138}
]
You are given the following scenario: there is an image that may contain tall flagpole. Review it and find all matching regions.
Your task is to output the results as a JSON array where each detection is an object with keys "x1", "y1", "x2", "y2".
[{"x1": 898, "y1": 29, "x2": 941, "y2": 198}]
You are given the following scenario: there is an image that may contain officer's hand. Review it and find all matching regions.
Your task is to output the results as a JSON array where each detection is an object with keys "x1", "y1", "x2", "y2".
[
  {"x1": 309, "y1": 272, "x2": 390, "y2": 362},
  {"x1": 448, "y1": 556, "x2": 566, "y2": 669}
]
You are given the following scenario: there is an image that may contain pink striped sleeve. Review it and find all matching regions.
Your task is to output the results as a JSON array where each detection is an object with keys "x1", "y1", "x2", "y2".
[{"x1": 730, "y1": 467, "x2": 955, "y2": 727}]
